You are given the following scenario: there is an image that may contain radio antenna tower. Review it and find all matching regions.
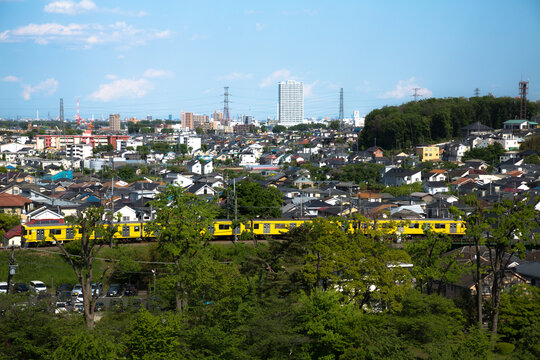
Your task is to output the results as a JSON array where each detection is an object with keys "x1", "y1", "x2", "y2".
[
  {"x1": 474, "y1": 88, "x2": 480, "y2": 97},
  {"x1": 223, "y1": 86, "x2": 230, "y2": 124},
  {"x1": 411, "y1": 87, "x2": 422, "y2": 102},
  {"x1": 339, "y1": 88, "x2": 344, "y2": 122},
  {"x1": 519, "y1": 80, "x2": 529, "y2": 119},
  {"x1": 76, "y1": 99, "x2": 81, "y2": 125},
  {"x1": 59, "y1": 98, "x2": 64, "y2": 122}
]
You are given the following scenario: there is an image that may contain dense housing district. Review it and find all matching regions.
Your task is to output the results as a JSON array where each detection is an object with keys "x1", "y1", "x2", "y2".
[{"x1": 0, "y1": 95, "x2": 539, "y2": 359}]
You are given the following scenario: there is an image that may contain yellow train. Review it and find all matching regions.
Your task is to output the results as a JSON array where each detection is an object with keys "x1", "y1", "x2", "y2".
[{"x1": 21, "y1": 218, "x2": 466, "y2": 244}]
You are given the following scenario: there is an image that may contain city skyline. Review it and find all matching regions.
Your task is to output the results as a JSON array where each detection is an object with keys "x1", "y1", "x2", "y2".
[{"x1": 1, "y1": 0, "x2": 539, "y2": 120}]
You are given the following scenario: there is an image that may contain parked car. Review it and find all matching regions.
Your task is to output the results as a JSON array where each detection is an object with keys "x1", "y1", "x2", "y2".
[
  {"x1": 56, "y1": 283, "x2": 73, "y2": 296},
  {"x1": 29, "y1": 280, "x2": 47, "y2": 293},
  {"x1": 107, "y1": 284, "x2": 122, "y2": 297},
  {"x1": 75, "y1": 293, "x2": 84, "y2": 303},
  {"x1": 73, "y1": 303, "x2": 83, "y2": 312},
  {"x1": 91, "y1": 283, "x2": 103, "y2": 296},
  {"x1": 0, "y1": 282, "x2": 8, "y2": 294},
  {"x1": 71, "y1": 284, "x2": 83, "y2": 296},
  {"x1": 94, "y1": 301, "x2": 105, "y2": 312},
  {"x1": 55, "y1": 302, "x2": 68, "y2": 314},
  {"x1": 123, "y1": 284, "x2": 138, "y2": 296},
  {"x1": 14, "y1": 283, "x2": 29, "y2": 293}
]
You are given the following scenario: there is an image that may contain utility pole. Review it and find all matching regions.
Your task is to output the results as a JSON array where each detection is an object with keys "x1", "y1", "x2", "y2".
[
  {"x1": 519, "y1": 80, "x2": 529, "y2": 119},
  {"x1": 411, "y1": 87, "x2": 422, "y2": 102},
  {"x1": 339, "y1": 88, "x2": 344, "y2": 129},
  {"x1": 234, "y1": 178, "x2": 238, "y2": 242},
  {"x1": 6, "y1": 247, "x2": 17, "y2": 294}
]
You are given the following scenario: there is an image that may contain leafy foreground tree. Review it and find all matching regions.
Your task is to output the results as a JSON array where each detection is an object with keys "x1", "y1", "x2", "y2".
[
  {"x1": 406, "y1": 228, "x2": 464, "y2": 295},
  {"x1": 53, "y1": 331, "x2": 120, "y2": 360},
  {"x1": 149, "y1": 185, "x2": 219, "y2": 311},
  {"x1": 55, "y1": 207, "x2": 118, "y2": 330}
]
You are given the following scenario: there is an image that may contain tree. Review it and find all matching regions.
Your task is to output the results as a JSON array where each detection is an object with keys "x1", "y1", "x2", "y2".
[
  {"x1": 484, "y1": 196, "x2": 537, "y2": 339},
  {"x1": 336, "y1": 163, "x2": 384, "y2": 185},
  {"x1": 498, "y1": 285, "x2": 540, "y2": 345},
  {"x1": 195, "y1": 126, "x2": 204, "y2": 135},
  {"x1": 272, "y1": 125, "x2": 286, "y2": 134},
  {"x1": 328, "y1": 120, "x2": 341, "y2": 130},
  {"x1": 225, "y1": 179, "x2": 283, "y2": 218},
  {"x1": 125, "y1": 310, "x2": 181, "y2": 359},
  {"x1": 0, "y1": 213, "x2": 20, "y2": 238},
  {"x1": 461, "y1": 143, "x2": 505, "y2": 165},
  {"x1": 53, "y1": 331, "x2": 120, "y2": 359},
  {"x1": 523, "y1": 153, "x2": 540, "y2": 165},
  {"x1": 55, "y1": 207, "x2": 118, "y2": 330},
  {"x1": 405, "y1": 229, "x2": 463, "y2": 295},
  {"x1": 149, "y1": 186, "x2": 219, "y2": 311}
]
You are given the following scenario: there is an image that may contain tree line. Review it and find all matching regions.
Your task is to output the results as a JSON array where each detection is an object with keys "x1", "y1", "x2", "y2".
[{"x1": 360, "y1": 96, "x2": 538, "y2": 150}]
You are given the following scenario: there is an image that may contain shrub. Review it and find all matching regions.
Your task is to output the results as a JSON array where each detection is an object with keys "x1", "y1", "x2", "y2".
[{"x1": 495, "y1": 342, "x2": 515, "y2": 355}]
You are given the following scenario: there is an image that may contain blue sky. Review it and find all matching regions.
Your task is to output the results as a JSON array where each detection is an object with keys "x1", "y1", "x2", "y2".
[{"x1": 1, "y1": 0, "x2": 539, "y2": 120}]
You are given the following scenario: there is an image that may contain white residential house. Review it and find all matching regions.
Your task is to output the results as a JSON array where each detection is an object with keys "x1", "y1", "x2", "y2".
[
  {"x1": 239, "y1": 152, "x2": 258, "y2": 166},
  {"x1": 187, "y1": 160, "x2": 202, "y2": 174},
  {"x1": 25, "y1": 206, "x2": 64, "y2": 223},
  {"x1": 186, "y1": 183, "x2": 216, "y2": 196},
  {"x1": 114, "y1": 205, "x2": 138, "y2": 222},
  {"x1": 494, "y1": 137, "x2": 522, "y2": 151},
  {"x1": 382, "y1": 168, "x2": 422, "y2": 186},
  {"x1": 202, "y1": 160, "x2": 213, "y2": 174},
  {"x1": 423, "y1": 181, "x2": 449, "y2": 195},
  {"x1": 163, "y1": 173, "x2": 194, "y2": 188}
]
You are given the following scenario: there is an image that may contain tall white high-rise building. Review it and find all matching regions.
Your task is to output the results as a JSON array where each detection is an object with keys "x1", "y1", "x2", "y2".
[{"x1": 278, "y1": 80, "x2": 303, "y2": 126}]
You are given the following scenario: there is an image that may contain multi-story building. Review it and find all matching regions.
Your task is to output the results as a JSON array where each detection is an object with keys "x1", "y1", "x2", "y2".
[
  {"x1": 109, "y1": 114, "x2": 121, "y2": 131},
  {"x1": 36, "y1": 134, "x2": 129, "y2": 151},
  {"x1": 213, "y1": 110, "x2": 224, "y2": 124},
  {"x1": 279, "y1": 80, "x2": 303, "y2": 126},
  {"x1": 177, "y1": 135, "x2": 201, "y2": 154},
  {"x1": 65, "y1": 144, "x2": 93, "y2": 159},
  {"x1": 416, "y1": 145, "x2": 440, "y2": 162},
  {"x1": 181, "y1": 111, "x2": 194, "y2": 129}
]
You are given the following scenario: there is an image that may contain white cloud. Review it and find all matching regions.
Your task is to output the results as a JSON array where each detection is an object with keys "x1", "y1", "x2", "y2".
[
  {"x1": 89, "y1": 78, "x2": 151, "y2": 102},
  {"x1": 304, "y1": 80, "x2": 319, "y2": 98},
  {"x1": 0, "y1": 22, "x2": 170, "y2": 48},
  {"x1": 380, "y1": 77, "x2": 432, "y2": 99},
  {"x1": 44, "y1": 1, "x2": 146, "y2": 16},
  {"x1": 44, "y1": 1, "x2": 96, "y2": 15},
  {"x1": 255, "y1": 23, "x2": 267, "y2": 31},
  {"x1": 105, "y1": 74, "x2": 118, "y2": 80},
  {"x1": 260, "y1": 69, "x2": 292, "y2": 88},
  {"x1": 143, "y1": 69, "x2": 172, "y2": 78},
  {"x1": 190, "y1": 33, "x2": 207, "y2": 41},
  {"x1": 21, "y1": 78, "x2": 58, "y2": 100},
  {"x1": 1, "y1": 75, "x2": 20, "y2": 82},
  {"x1": 217, "y1": 72, "x2": 252, "y2": 81}
]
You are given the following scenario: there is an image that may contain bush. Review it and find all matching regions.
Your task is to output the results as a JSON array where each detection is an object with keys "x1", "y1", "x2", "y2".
[{"x1": 495, "y1": 342, "x2": 515, "y2": 355}]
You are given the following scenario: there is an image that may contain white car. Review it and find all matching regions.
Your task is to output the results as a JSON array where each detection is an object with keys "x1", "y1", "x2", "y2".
[
  {"x1": 0, "y1": 282, "x2": 8, "y2": 294},
  {"x1": 76, "y1": 293, "x2": 84, "y2": 303},
  {"x1": 29, "y1": 280, "x2": 47, "y2": 293},
  {"x1": 71, "y1": 284, "x2": 83, "y2": 296}
]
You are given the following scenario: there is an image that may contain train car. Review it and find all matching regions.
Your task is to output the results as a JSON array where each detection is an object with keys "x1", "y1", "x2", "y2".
[
  {"x1": 21, "y1": 217, "x2": 466, "y2": 245},
  {"x1": 22, "y1": 221, "x2": 154, "y2": 244}
]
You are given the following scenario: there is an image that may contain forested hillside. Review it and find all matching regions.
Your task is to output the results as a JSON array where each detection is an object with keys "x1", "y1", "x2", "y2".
[{"x1": 360, "y1": 96, "x2": 538, "y2": 150}]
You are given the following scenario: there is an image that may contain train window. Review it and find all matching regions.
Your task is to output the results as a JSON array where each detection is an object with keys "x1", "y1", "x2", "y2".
[
  {"x1": 219, "y1": 224, "x2": 230, "y2": 230},
  {"x1": 435, "y1": 223, "x2": 446, "y2": 229},
  {"x1": 275, "y1": 224, "x2": 287, "y2": 229},
  {"x1": 49, "y1": 229, "x2": 62, "y2": 235},
  {"x1": 22, "y1": 228, "x2": 27, "y2": 235},
  {"x1": 253, "y1": 224, "x2": 259, "y2": 229},
  {"x1": 134, "y1": 226, "x2": 140, "y2": 232},
  {"x1": 408, "y1": 223, "x2": 420, "y2": 229}
]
